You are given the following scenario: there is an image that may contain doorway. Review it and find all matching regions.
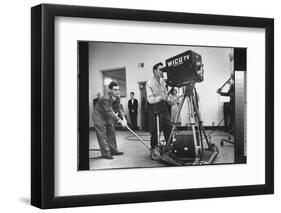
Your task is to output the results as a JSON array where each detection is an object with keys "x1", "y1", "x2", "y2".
[
  {"x1": 139, "y1": 81, "x2": 149, "y2": 131},
  {"x1": 102, "y1": 67, "x2": 127, "y2": 97}
]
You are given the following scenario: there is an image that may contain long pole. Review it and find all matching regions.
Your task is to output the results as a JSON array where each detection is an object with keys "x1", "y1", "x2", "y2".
[{"x1": 126, "y1": 125, "x2": 151, "y2": 151}]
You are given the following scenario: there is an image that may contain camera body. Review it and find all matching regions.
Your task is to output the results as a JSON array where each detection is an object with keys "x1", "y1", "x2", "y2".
[
  {"x1": 171, "y1": 131, "x2": 201, "y2": 160},
  {"x1": 161, "y1": 50, "x2": 204, "y2": 87}
]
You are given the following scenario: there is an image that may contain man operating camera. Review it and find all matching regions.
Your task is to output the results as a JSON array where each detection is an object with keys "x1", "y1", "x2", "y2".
[
  {"x1": 146, "y1": 62, "x2": 172, "y2": 152},
  {"x1": 92, "y1": 81, "x2": 127, "y2": 159}
]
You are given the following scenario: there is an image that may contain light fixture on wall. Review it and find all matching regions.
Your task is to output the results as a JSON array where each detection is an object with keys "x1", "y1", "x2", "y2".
[{"x1": 138, "y1": 62, "x2": 144, "y2": 68}]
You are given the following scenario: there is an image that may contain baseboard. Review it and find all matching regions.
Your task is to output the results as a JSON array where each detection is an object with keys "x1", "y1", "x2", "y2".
[
  {"x1": 90, "y1": 126, "x2": 225, "y2": 131},
  {"x1": 176, "y1": 126, "x2": 225, "y2": 131}
]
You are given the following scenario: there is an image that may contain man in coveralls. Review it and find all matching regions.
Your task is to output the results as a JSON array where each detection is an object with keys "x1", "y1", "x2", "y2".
[
  {"x1": 93, "y1": 81, "x2": 127, "y2": 159},
  {"x1": 146, "y1": 62, "x2": 172, "y2": 153}
]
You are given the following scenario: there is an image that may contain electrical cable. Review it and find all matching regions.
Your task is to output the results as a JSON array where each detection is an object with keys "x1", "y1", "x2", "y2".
[
  {"x1": 206, "y1": 118, "x2": 224, "y2": 138},
  {"x1": 124, "y1": 134, "x2": 151, "y2": 141}
]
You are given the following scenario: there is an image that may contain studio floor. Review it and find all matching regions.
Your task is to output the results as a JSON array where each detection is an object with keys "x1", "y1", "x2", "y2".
[{"x1": 89, "y1": 129, "x2": 234, "y2": 170}]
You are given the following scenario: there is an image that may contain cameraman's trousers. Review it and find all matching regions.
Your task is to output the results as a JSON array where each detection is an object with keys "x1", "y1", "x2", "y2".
[{"x1": 148, "y1": 101, "x2": 172, "y2": 149}]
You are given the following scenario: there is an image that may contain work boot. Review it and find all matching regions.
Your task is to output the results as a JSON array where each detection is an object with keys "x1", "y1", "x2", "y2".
[
  {"x1": 103, "y1": 152, "x2": 114, "y2": 159},
  {"x1": 111, "y1": 151, "x2": 124, "y2": 155},
  {"x1": 104, "y1": 155, "x2": 114, "y2": 159}
]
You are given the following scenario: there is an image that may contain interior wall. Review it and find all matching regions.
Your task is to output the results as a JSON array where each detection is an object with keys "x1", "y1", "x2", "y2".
[{"x1": 89, "y1": 42, "x2": 232, "y2": 128}]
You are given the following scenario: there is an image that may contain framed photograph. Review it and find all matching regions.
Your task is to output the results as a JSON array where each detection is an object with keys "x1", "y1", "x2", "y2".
[{"x1": 31, "y1": 4, "x2": 274, "y2": 209}]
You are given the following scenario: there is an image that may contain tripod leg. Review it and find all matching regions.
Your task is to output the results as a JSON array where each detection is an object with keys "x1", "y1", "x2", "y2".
[
  {"x1": 165, "y1": 94, "x2": 187, "y2": 151},
  {"x1": 156, "y1": 115, "x2": 160, "y2": 147},
  {"x1": 191, "y1": 94, "x2": 212, "y2": 148},
  {"x1": 187, "y1": 96, "x2": 201, "y2": 157}
]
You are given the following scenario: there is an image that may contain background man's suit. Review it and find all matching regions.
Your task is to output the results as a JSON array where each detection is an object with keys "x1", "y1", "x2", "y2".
[
  {"x1": 93, "y1": 97, "x2": 99, "y2": 108},
  {"x1": 128, "y1": 98, "x2": 138, "y2": 130}
]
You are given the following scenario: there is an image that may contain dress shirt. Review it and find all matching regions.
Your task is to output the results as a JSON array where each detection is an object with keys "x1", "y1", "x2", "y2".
[{"x1": 146, "y1": 77, "x2": 168, "y2": 104}]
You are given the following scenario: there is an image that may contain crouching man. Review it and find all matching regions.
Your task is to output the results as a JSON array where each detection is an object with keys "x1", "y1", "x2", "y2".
[{"x1": 93, "y1": 81, "x2": 127, "y2": 159}]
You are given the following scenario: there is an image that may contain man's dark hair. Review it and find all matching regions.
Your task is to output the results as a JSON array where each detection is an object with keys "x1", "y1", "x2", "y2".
[
  {"x1": 130, "y1": 92, "x2": 134, "y2": 95},
  {"x1": 108, "y1": 81, "x2": 119, "y2": 90},
  {"x1": 153, "y1": 62, "x2": 163, "y2": 73}
]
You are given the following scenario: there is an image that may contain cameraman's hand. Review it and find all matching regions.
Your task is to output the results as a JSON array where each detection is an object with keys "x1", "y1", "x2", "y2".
[
  {"x1": 166, "y1": 95, "x2": 172, "y2": 105},
  {"x1": 161, "y1": 94, "x2": 168, "y2": 101}
]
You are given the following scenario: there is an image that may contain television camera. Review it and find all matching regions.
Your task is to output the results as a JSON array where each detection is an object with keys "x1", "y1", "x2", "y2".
[{"x1": 160, "y1": 50, "x2": 204, "y2": 87}]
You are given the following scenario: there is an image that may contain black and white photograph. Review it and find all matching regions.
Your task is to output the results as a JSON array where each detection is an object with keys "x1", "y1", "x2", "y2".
[
  {"x1": 78, "y1": 41, "x2": 247, "y2": 170},
  {"x1": 29, "y1": 2, "x2": 274, "y2": 210}
]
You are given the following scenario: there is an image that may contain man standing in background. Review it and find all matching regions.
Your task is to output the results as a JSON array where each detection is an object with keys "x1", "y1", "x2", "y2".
[
  {"x1": 92, "y1": 81, "x2": 127, "y2": 159},
  {"x1": 128, "y1": 92, "x2": 138, "y2": 130},
  {"x1": 93, "y1": 92, "x2": 101, "y2": 108},
  {"x1": 217, "y1": 73, "x2": 235, "y2": 134}
]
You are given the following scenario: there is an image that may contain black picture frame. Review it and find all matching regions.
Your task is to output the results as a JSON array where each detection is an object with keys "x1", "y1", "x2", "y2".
[{"x1": 31, "y1": 3, "x2": 274, "y2": 209}]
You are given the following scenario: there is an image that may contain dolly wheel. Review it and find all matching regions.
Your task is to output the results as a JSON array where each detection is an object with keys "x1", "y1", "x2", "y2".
[
  {"x1": 151, "y1": 147, "x2": 161, "y2": 160},
  {"x1": 212, "y1": 144, "x2": 219, "y2": 154}
]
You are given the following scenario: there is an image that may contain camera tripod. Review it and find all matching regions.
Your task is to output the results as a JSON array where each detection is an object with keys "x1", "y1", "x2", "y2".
[{"x1": 151, "y1": 82, "x2": 219, "y2": 165}]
